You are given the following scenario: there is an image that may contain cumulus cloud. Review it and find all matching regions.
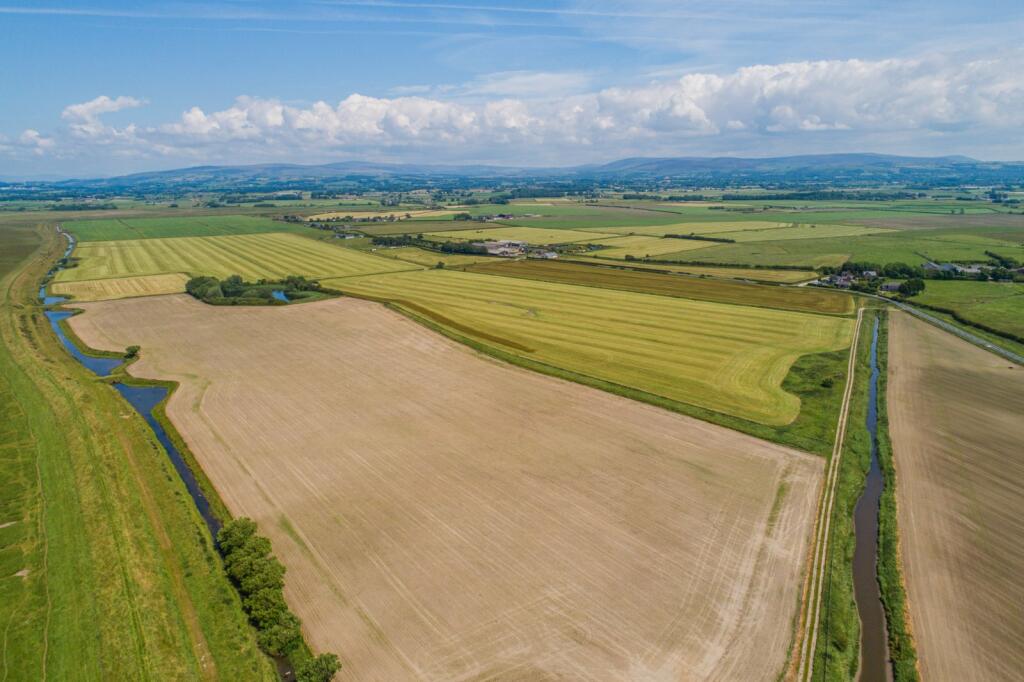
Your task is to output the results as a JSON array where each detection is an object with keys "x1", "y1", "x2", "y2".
[
  {"x1": 11, "y1": 53, "x2": 1024, "y2": 166},
  {"x1": 18, "y1": 129, "x2": 55, "y2": 155}
]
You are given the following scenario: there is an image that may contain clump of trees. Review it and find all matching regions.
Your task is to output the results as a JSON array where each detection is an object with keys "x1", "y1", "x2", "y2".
[
  {"x1": 218, "y1": 519, "x2": 342, "y2": 680},
  {"x1": 371, "y1": 234, "x2": 487, "y2": 254},
  {"x1": 898, "y1": 278, "x2": 925, "y2": 297},
  {"x1": 186, "y1": 274, "x2": 325, "y2": 305}
]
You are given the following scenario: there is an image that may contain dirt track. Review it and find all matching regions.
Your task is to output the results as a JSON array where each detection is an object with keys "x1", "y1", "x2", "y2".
[
  {"x1": 71, "y1": 294, "x2": 823, "y2": 681},
  {"x1": 888, "y1": 311, "x2": 1024, "y2": 681}
]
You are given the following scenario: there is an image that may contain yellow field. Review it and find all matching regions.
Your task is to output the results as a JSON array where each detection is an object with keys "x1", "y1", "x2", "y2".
[
  {"x1": 600, "y1": 221, "x2": 789, "y2": 236},
  {"x1": 568, "y1": 258, "x2": 817, "y2": 283},
  {"x1": 307, "y1": 209, "x2": 455, "y2": 221},
  {"x1": 372, "y1": 246, "x2": 496, "y2": 267},
  {"x1": 424, "y1": 226, "x2": 615, "y2": 245},
  {"x1": 323, "y1": 269, "x2": 853, "y2": 424},
  {"x1": 56, "y1": 232, "x2": 414, "y2": 282},
  {"x1": 591, "y1": 234, "x2": 715, "y2": 259},
  {"x1": 49, "y1": 273, "x2": 190, "y2": 300},
  {"x1": 70, "y1": 294, "x2": 823, "y2": 681}
]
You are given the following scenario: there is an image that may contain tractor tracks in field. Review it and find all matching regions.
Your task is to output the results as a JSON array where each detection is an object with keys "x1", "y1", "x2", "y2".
[{"x1": 794, "y1": 306, "x2": 864, "y2": 682}]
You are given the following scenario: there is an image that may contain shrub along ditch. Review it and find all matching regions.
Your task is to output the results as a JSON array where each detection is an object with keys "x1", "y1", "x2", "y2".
[{"x1": 217, "y1": 518, "x2": 342, "y2": 682}]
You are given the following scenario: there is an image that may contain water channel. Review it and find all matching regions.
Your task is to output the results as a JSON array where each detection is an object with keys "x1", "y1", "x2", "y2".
[{"x1": 852, "y1": 317, "x2": 891, "y2": 681}]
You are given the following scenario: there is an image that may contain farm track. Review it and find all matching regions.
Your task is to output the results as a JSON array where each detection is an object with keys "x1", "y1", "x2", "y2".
[{"x1": 795, "y1": 307, "x2": 865, "y2": 682}]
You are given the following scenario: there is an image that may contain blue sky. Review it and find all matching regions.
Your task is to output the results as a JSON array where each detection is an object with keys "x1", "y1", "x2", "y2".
[{"x1": 2, "y1": 1, "x2": 1023, "y2": 177}]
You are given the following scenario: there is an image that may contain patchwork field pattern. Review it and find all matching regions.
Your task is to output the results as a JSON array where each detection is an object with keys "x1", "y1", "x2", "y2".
[
  {"x1": 888, "y1": 312, "x2": 1024, "y2": 681},
  {"x1": 307, "y1": 209, "x2": 456, "y2": 221},
  {"x1": 424, "y1": 226, "x2": 616, "y2": 244},
  {"x1": 324, "y1": 269, "x2": 854, "y2": 424},
  {"x1": 465, "y1": 259, "x2": 853, "y2": 315},
  {"x1": 69, "y1": 294, "x2": 824, "y2": 682},
  {"x1": 591, "y1": 235, "x2": 716, "y2": 259},
  {"x1": 65, "y1": 215, "x2": 303, "y2": 241},
  {"x1": 566, "y1": 259, "x2": 818, "y2": 283},
  {"x1": 599, "y1": 221, "x2": 791, "y2": 236},
  {"x1": 56, "y1": 232, "x2": 415, "y2": 282},
  {"x1": 50, "y1": 273, "x2": 190, "y2": 300}
]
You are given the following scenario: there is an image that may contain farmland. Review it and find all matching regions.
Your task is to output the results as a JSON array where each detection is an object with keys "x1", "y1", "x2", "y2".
[
  {"x1": 0, "y1": 223, "x2": 273, "y2": 679},
  {"x1": 422, "y1": 225, "x2": 616, "y2": 244},
  {"x1": 323, "y1": 268, "x2": 853, "y2": 425},
  {"x1": 888, "y1": 312, "x2": 1024, "y2": 681},
  {"x1": 64, "y1": 214, "x2": 312, "y2": 241},
  {"x1": 600, "y1": 220, "x2": 790, "y2": 236},
  {"x1": 910, "y1": 280, "x2": 1024, "y2": 339},
  {"x1": 565, "y1": 257, "x2": 818, "y2": 282},
  {"x1": 370, "y1": 245, "x2": 497, "y2": 268},
  {"x1": 56, "y1": 232, "x2": 414, "y2": 283},
  {"x1": 69, "y1": 293, "x2": 824, "y2": 681},
  {"x1": 590, "y1": 234, "x2": 717, "y2": 258},
  {"x1": 50, "y1": 272, "x2": 191, "y2": 300},
  {"x1": 464, "y1": 259, "x2": 854, "y2": 314}
]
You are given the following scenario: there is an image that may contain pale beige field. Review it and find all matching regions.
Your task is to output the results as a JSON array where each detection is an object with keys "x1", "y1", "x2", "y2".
[
  {"x1": 888, "y1": 312, "x2": 1024, "y2": 681},
  {"x1": 71, "y1": 294, "x2": 823, "y2": 682},
  {"x1": 307, "y1": 209, "x2": 456, "y2": 221},
  {"x1": 50, "y1": 272, "x2": 189, "y2": 300}
]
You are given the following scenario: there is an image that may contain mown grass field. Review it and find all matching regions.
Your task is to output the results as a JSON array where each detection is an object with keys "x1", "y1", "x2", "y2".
[
  {"x1": 57, "y1": 232, "x2": 414, "y2": 283},
  {"x1": 324, "y1": 269, "x2": 853, "y2": 425},
  {"x1": 423, "y1": 225, "x2": 616, "y2": 244},
  {"x1": 64, "y1": 214, "x2": 313, "y2": 241},
  {"x1": 592, "y1": 234, "x2": 716, "y2": 258},
  {"x1": 567, "y1": 258, "x2": 818, "y2": 282},
  {"x1": 0, "y1": 223, "x2": 274, "y2": 680},
  {"x1": 911, "y1": 280, "x2": 1024, "y2": 338},
  {"x1": 70, "y1": 293, "x2": 823, "y2": 681},
  {"x1": 50, "y1": 273, "x2": 190, "y2": 301},
  {"x1": 600, "y1": 220, "x2": 790, "y2": 236},
  {"x1": 465, "y1": 259, "x2": 853, "y2": 315},
  {"x1": 370, "y1": 245, "x2": 497, "y2": 268}
]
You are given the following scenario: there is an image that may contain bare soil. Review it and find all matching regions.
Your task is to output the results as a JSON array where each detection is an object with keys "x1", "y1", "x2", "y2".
[
  {"x1": 888, "y1": 312, "x2": 1024, "y2": 681},
  {"x1": 71, "y1": 294, "x2": 823, "y2": 682}
]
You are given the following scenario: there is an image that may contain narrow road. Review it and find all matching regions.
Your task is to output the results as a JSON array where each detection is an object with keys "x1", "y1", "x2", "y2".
[
  {"x1": 796, "y1": 307, "x2": 865, "y2": 682},
  {"x1": 865, "y1": 294, "x2": 1023, "y2": 365}
]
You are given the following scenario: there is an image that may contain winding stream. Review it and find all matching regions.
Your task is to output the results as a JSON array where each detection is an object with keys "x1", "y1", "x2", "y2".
[{"x1": 852, "y1": 317, "x2": 891, "y2": 681}]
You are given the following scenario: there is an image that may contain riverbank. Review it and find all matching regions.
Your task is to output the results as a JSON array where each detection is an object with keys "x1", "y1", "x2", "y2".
[{"x1": 0, "y1": 221, "x2": 275, "y2": 679}]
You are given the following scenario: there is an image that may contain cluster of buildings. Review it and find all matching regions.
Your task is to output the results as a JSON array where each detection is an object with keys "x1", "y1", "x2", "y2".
[{"x1": 472, "y1": 240, "x2": 558, "y2": 259}]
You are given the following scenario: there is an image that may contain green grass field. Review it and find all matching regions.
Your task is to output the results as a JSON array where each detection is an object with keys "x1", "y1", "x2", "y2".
[
  {"x1": 599, "y1": 221, "x2": 789, "y2": 236},
  {"x1": 911, "y1": 280, "x2": 1024, "y2": 338},
  {"x1": 57, "y1": 232, "x2": 415, "y2": 283},
  {"x1": 0, "y1": 223, "x2": 274, "y2": 680},
  {"x1": 323, "y1": 268, "x2": 853, "y2": 425},
  {"x1": 370, "y1": 245, "x2": 497, "y2": 267},
  {"x1": 64, "y1": 215, "x2": 315, "y2": 241},
  {"x1": 465, "y1": 259, "x2": 853, "y2": 315}
]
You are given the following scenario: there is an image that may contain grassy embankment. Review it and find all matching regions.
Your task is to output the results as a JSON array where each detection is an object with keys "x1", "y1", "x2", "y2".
[
  {"x1": 0, "y1": 223, "x2": 275, "y2": 680},
  {"x1": 813, "y1": 309, "x2": 918, "y2": 680}
]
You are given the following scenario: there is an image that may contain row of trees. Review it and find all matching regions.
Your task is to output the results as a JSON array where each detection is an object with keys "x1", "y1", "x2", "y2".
[
  {"x1": 371, "y1": 234, "x2": 488, "y2": 254},
  {"x1": 217, "y1": 519, "x2": 341, "y2": 682}
]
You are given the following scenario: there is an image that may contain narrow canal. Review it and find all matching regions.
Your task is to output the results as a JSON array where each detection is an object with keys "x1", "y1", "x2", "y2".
[{"x1": 852, "y1": 317, "x2": 891, "y2": 681}]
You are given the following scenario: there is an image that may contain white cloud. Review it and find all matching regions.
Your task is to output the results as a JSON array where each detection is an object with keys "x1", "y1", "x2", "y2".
[
  {"x1": 10, "y1": 53, "x2": 1024, "y2": 166},
  {"x1": 18, "y1": 129, "x2": 55, "y2": 155}
]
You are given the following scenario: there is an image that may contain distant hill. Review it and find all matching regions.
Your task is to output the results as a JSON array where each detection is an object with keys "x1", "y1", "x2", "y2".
[{"x1": 10, "y1": 154, "x2": 1023, "y2": 192}]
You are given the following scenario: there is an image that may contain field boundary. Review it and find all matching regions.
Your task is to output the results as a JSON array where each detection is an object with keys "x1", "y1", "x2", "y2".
[
  {"x1": 795, "y1": 306, "x2": 864, "y2": 681},
  {"x1": 333, "y1": 286, "x2": 844, "y2": 455}
]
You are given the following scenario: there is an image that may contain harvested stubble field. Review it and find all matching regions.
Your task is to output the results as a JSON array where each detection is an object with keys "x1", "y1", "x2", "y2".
[
  {"x1": 69, "y1": 294, "x2": 824, "y2": 682},
  {"x1": 50, "y1": 272, "x2": 190, "y2": 300},
  {"x1": 323, "y1": 269, "x2": 853, "y2": 425},
  {"x1": 888, "y1": 312, "x2": 1024, "y2": 681},
  {"x1": 307, "y1": 209, "x2": 456, "y2": 221},
  {"x1": 56, "y1": 232, "x2": 415, "y2": 283},
  {"x1": 372, "y1": 246, "x2": 497, "y2": 268},
  {"x1": 464, "y1": 259, "x2": 853, "y2": 315},
  {"x1": 423, "y1": 226, "x2": 616, "y2": 245}
]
